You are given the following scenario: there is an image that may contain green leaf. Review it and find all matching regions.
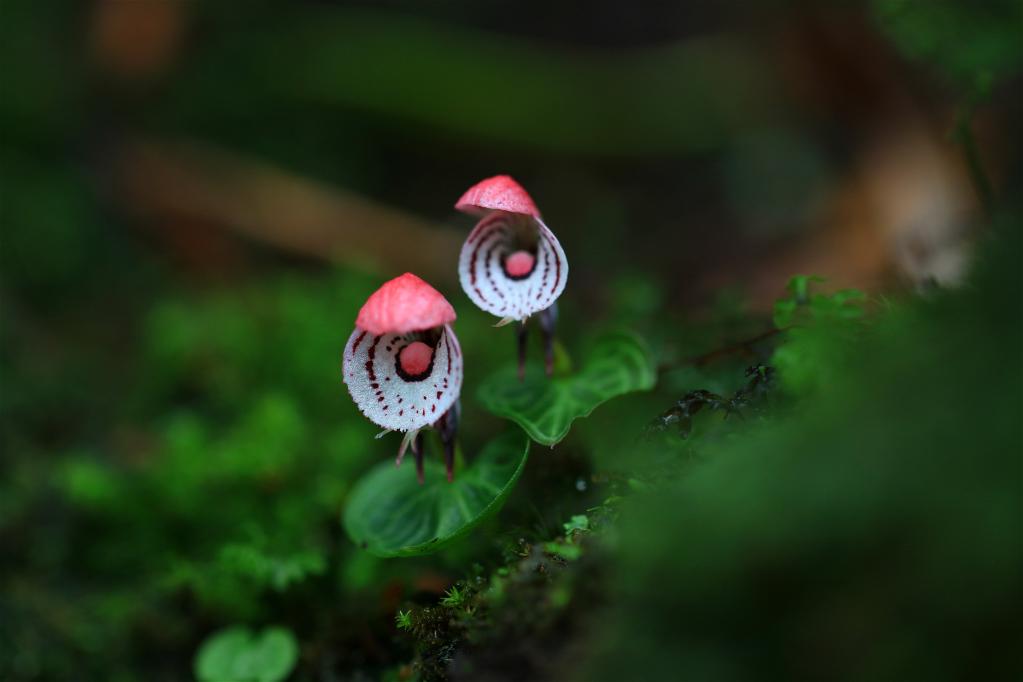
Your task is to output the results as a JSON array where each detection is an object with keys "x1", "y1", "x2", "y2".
[
  {"x1": 343, "y1": 431, "x2": 529, "y2": 558},
  {"x1": 477, "y1": 333, "x2": 656, "y2": 446},
  {"x1": 194, "y1": 626, "x2": 298, "y2": 682},
  {"x1": 872, "y1": 0, "x2": 1022, "y2": 93},
  {"x1": 772, "y1": 299, "x2": 798, "y2": 329},
  {"x1": 545, "y1": 541, "x2": 583, "y2": 561},
  {"x1": 786, "y1": 274, "x2": 825, "y2": 303},
  {"x1": 563, "y1": 514, "x2": 590, "y2": 535},
  {"x1": 773, "y1": 276, "x2": 865, "y2": 329}
]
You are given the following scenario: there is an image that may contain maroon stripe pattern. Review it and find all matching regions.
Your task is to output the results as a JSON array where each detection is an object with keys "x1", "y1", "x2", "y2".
[
  {"x1": 342, "y1": 323, "x2": 462, "y2": 432},
  {"x1": 458, "y1": 212, "x2": 567, "y2": 320}
]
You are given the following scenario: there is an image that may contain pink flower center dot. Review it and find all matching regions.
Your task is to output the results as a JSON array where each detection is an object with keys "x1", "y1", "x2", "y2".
[
  {"x1": 399, "y1": 341, "x2": 433, "y2": 376},
  {"x1": 505, "y1": 250, "x2": 536, "y2": 278}
]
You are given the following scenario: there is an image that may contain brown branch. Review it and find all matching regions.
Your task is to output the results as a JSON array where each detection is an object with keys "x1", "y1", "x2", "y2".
[{"x1": 112, "y1": 138, "x2": 465, "y2": 283}]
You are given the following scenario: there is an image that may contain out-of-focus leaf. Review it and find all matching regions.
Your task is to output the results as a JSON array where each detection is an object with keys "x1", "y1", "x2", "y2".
[
  {"x1": 343, "y1": 431, "x2": 529, "y2": 558},
  {"x1": 57, "y1": 455, "x2": 122, "y2": 510},
  {"x1": 217, "y1": 543, "x2": 326, "y2": 592},
  {"x1": 873, "y1": 0, "x2": 1022, "y2": 94},
  {"x1": 194, "y1": 626, "x2": 298, "y2": 682},
  {"x1": 770, "y1": 278, "x2": 868, "y2": 395},
  {"x1": 478, "y1": 333, "x2": 656, "y2": 446},
  {"x1": 0, "y1": 160, "x2": 98, "y2": 300},
  {"x1": 166, "y1": 8, "x2": 776, "y2": 156},
  {"x1": 773, "y1": 276, "x2": 865, "y2": 329}
]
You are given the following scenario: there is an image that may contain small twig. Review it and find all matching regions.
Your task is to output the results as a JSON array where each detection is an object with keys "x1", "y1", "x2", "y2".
[
  {"x1": 658, "y1": 327, "x2": 785, "y2": 374},
  {"x1": 112, "y1": 137, "x2": 464, "y2": 282},
  {"x1": 646, "y1": 365, "x2": 776, "y2": 439}
]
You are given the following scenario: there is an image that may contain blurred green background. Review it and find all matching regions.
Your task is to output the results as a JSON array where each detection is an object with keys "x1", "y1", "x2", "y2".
[{"x1": 1, "y1": 1, "x2": 1020, "y2": 680}]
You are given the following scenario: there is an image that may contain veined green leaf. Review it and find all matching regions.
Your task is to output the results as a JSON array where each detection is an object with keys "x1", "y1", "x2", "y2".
[
  {"x1": 343, "y1": 431, "x2": 529, "y2": 558},
  {"x1": 478, "y1": 333, "x2": 656, "y2": 446}
]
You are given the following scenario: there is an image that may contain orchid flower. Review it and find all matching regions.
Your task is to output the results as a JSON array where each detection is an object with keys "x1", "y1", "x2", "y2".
[
  {"x1": 456, "y1": 175, "x2": 568, "y2": 378},
  {"x1": 342, "y1": 273, "x2": 463, "y2": 483}
]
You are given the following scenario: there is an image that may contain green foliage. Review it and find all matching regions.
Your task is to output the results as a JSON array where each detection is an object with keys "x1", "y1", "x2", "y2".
[
  {"x1": 57, "y1": 454, "x2": 122, "y2": 510},
  {"x1": 544, "y1": 541, "x2": 583, "y2": 561},
  {"x1": 217, "y1": 541, "x2": 326, "y2": 592},
  {"x1": 772, "y1": 274, "x2": 864, "y2": 328},
  {"x1": 581, "y1": 222, "x2": 1022, "y2": 681},
  {"x1": 1, "y1": 270, "x2": 390, "y2": 679},
  {"x1": 563, "y1": 514, "x2": 590, "y2": 536},
  {"x1": 396, "y1": 610, "x2": 413, "y2": 631},
  {"x1": 164, "y1": 7, "x2": 774, "y2": 158},
  {"x1": 343, "y1": 432, "x2": 530, "y2": 557},
  {"x1": 393, "y1": 513, "x2": 604, "y2": 680},
  {"x1": 478, "y1": 333, "x2": 656, "y2": 446},
  {"x1": 873, "y1": 0, "x2": 1022, "y2": 95},
  {"x1": 194, "y1": 626, "x2": 298, "y2": 682},
  {"x1": 440, "y1": 585, "x2": 468, "y2": 608},
  {"x1": 771, "y1": 276, "x2": 867, "y2": 395},
  {"x1": 0, "y1": 160, "x2": 101, "y2": 302}
]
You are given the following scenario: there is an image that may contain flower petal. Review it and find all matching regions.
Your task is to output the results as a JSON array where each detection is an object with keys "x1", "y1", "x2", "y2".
[
  {"x1": 458, "y1": 213, "x2": 568, "y2": 321},
  {"x1": 356, "y1": 273, "x2": 456, "y2": 336},
  {"x1": 455, "y1": 175, "x2": 541, "y2": 218},
  {"x1": 343, "y1": 324, "x2": 463, "y2": 432}
]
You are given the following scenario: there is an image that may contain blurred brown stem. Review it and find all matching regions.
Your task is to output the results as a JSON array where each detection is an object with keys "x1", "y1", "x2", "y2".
[{"x1": 113, "y1": 138, "x2": 464, "y2": 282}]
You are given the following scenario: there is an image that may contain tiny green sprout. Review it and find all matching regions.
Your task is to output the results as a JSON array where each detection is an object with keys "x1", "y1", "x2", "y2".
[
  {"x1": 786, "y1": 274, "x2": 826, "y2": 303},
  {"x1": 774, "y1": 274, "x2": 867, "y2": 328},
  {"x1": 440, "y1": 585, "x2": 466, "y2": 607},
  {"x1": 545, "y1": 541, "x2": 582, "y2": 561},
  {"x1": 563, "y1": 514, "x2": 590, "y2": 536},
  {"x1": 395, "y1": 610, "x2": 412, "y2": 630}
]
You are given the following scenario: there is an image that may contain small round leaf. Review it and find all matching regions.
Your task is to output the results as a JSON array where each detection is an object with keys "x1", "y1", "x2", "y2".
[{"x1": 194, "y1": 625, "x2": 298, "y2": 682}]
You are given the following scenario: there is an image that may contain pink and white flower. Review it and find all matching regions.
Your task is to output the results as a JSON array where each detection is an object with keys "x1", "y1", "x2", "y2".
[
  {"x1": 456, "y1": 175, "x2": 567, "y2": 376},
  {"x1": 342, "y1": 273, "x2": 463, "y2": 482}
]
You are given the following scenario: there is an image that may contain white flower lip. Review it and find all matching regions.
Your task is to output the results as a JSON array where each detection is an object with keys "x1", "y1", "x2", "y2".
[
  {"x1": 342, "y1": 323, "x2": 462, "y2": 432},
  {"x1": 458, "y1": 211, "x2": 568, "y2": 321}
]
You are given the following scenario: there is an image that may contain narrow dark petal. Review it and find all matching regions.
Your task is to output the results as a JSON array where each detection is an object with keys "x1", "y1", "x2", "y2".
[
  {"x1": 538, "y1": 303, "x2": 558, "y2": 377},
  {"x1": 435, "y1": 400, "x2": 461, "y2": 483},
  {"x1": 516, "y1": 320, "x2": 528, "y2": 382},
  {"x1": 414, "y1": 432, "x2": 425, "y2": 485}
]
